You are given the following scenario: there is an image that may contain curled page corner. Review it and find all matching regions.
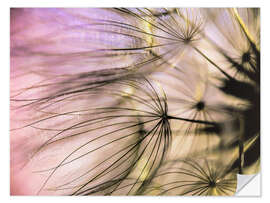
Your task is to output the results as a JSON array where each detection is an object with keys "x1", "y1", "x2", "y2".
[{"x1": 235, "y1": 173, "x2": 261, "y2": 196}]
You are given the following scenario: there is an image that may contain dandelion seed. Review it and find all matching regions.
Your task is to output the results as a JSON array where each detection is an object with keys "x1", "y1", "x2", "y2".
[
  {"x1": 145, "y1": 158, "x2": 237, "y2": 196},
  {"x1": 10, "y1": 8, "x2": 260, "y2": 195}
]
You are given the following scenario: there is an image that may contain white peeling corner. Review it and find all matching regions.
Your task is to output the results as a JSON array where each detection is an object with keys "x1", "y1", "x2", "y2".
[{"x1": 235, "y1": 173, "x2": 261, "y2": 196}]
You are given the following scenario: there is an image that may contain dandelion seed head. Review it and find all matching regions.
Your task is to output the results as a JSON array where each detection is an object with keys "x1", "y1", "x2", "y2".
[
  {"x1": 208, "y1": 180, "x2": 216, "y2": 187},
  {"x1": 195, "y1": 101, "x2": 205, "y2": 111},
  {"x1": 241, "y1": 51, "x2": 251, "y2": 64},
  {"x1": 10, "y1": 8, "x2": 260, "y2": 195}
]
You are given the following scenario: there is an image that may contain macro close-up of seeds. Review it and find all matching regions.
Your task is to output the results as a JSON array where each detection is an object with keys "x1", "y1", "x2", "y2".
[{"x1": 10, "y1": 8, "x2": 260, "y2": 196}]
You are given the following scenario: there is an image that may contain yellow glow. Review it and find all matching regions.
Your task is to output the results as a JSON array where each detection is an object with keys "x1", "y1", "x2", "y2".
[
  {"x1": 231, "y1": 8, "x2": 257, "y2": 47},
  {"x1": 135, "y1": 158, "x2": 150, "y2": 181},
  {"x1": 121, "y1": 86, "x2": 134, "y2": 97},
  {"x1": 142, "y1": 20, "x2": 154, "y2": 47}
]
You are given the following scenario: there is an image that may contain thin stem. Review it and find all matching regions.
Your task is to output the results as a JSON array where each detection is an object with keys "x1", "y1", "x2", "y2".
[
  {"x1": 193, "y1": 46, "x2": 232, "y2": 80},
  {"x1": 167, "y1": 115, "x2": 215, "y2": 125}
]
